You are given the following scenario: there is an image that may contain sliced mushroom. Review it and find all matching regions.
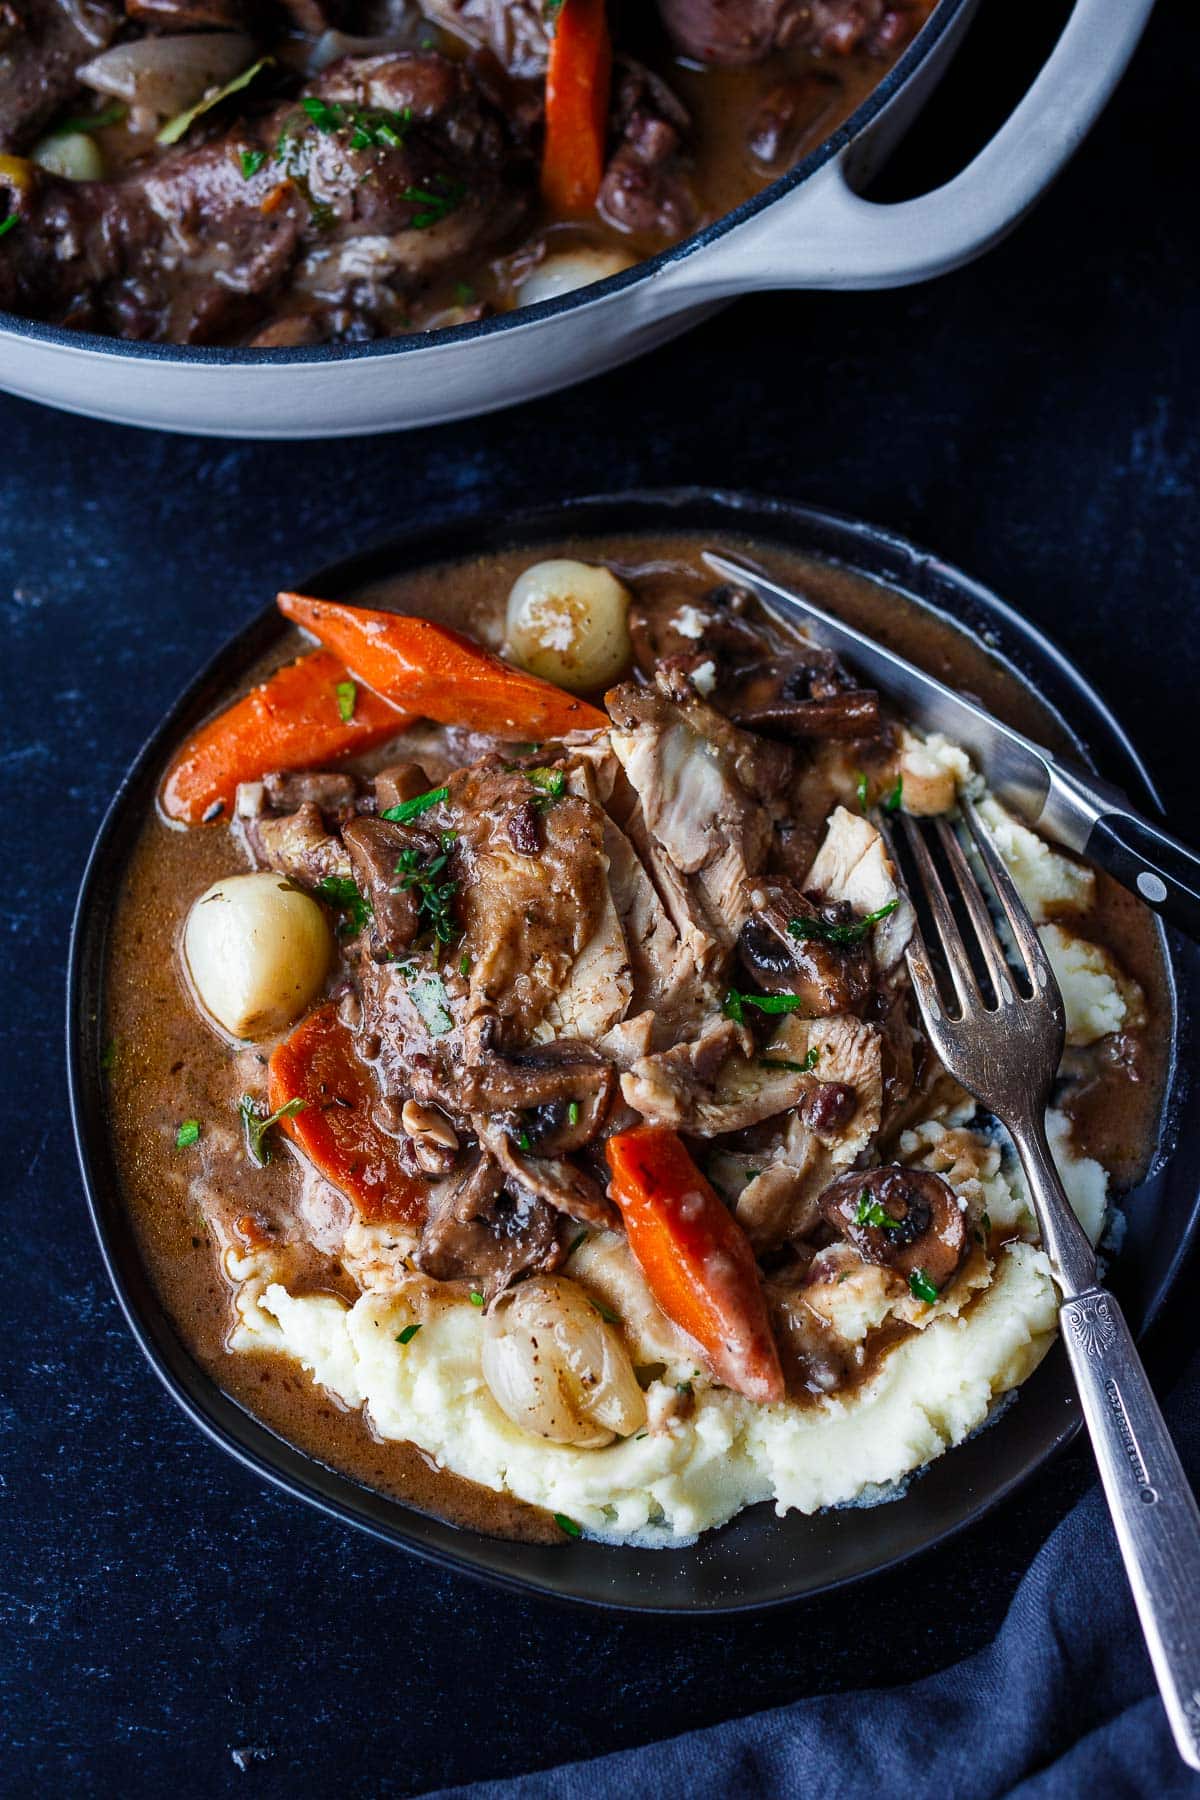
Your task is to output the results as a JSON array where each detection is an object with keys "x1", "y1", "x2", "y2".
[
  {"x1": 738, "y1": 880, "x2": 873, "y2": 1016},
  {"x1": 818, "y1": 1165, "x2": 967, "y2": 1289},
  {"x1": 456, "y1": 1035, "x2": 616, "y2": 1154},
  {"x1": 627, "y1": 582, "x2": 881, "y2": 739},
  {"x1": 477, "y1": 1117, "x2": 616, "y2": 1229},
  {"x1": 414, "y1": 1152, "x2": 562, "y2": 1299},
  {"x1": 732, "y1": 686, "x2": 881, "y2": 739},
  {"x1": 627, "y1": 580, "x2": 766, "y2": 677}
]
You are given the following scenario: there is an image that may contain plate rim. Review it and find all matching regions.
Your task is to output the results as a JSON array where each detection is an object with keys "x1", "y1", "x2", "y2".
[{"x1": 67, "y1": 487, "x2": 1197, "y2": 1614}]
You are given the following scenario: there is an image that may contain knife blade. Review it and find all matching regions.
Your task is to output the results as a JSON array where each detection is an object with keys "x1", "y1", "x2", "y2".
[{"x1": 702, "y1": 550, "x2": 1200, "y2": 939}]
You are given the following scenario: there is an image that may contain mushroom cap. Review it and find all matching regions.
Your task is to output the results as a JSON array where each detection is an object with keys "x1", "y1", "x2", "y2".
[{"x1": 818, "y1": 1164, "x2": 967, "y2": 1289}]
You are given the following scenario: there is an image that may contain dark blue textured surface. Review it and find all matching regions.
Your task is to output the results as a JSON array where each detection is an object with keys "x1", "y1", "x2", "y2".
[
  {"x1": 3, "y1": 1, "x2": 1198, "y2": 1792},
  {"x1": 428, "y1": 1357, "x2": 1200, "y2": 1798}
]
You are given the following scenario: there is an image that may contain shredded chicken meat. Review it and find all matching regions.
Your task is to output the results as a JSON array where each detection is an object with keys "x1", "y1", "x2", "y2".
[{"x1": 202, "y1": 566, "x2": 1082, "y2": 1416}]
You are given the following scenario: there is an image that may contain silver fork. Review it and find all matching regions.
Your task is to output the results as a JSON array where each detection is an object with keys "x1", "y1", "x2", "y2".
[{"x1": 892, "y1": 797, "x2": 1200, "y2": 1771}]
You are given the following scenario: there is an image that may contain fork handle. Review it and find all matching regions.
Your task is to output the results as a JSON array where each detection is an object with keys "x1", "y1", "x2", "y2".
[
  {"x1": 1061, "y1": 1287, "x2": 1200, "y2": 1769},
  {"x1": 1084, "y1": 810, "x2": 1200, "y2": 940}
]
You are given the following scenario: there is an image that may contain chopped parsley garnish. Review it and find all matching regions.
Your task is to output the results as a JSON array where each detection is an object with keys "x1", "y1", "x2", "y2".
[
  {"x1": 526, "y1": 767, "x2": 566, "y2": 807},
  {"x1": 676, "y1": 1380, "x2": 693, "y2": 1396},
  {"x1": 53, "y1": 101, "x2": 126, "y2": 135},
  {"x1": 543, "y1": 0, "x2": 566, "y2": 22},
  {"x1": 855, "y1": 771, "x2": 869, "y2": 812},
  {"x1": 759, "y1": 1046, "x2": 820, "y2": 1074},
  {"x1": 568, "y1": 1229, "x2": 588, "y2": 1256},
  {"x1": 175, "y1": 1119, "x2": 201, "y2": 1149},
  {"x1": 334, "y1": 678, "x2": 356, "y2": 722},
  {"x1": 381, "y1": 784, "x2": 448, "y2": 823},
  {"x1": 517, "y1": 1129, "x2": 534, "y2": 1153},
  {"x1": 239, "y1": 1094, "x2": 305, "y2": 1168},
  {"x1": 554, "y1": 1512, "x2": 582, "y2": 1538},
  {"x1": 395, "y1": 1323, "x2": 422, "y2": 1345},
  {"x1": 469, "y1": 1290, "x2": 485, "y2": 1307},
  {"x1": 409, "y1": 973, "x2": 454, "y2": 1037},
  {"x1": 723, "y1": 989, "x2": 806, "y2": 1024},
  {"x1": 591, "y1": 1299, "x2": 621, "y2": 1325},
  {"x1": 395, "y1": 835, "x2": 458, "y2": 943},
  {"x1": 240, "y1": 148, "x2": 267, "y2": 180},
  {"x1": 458, "y1": 952, "x2": 471, "y2": 977},
  {"x1": 454, "y1": 281, "x2": 475, "y2": 304},
  {"x1": 982, "y1": 1210, "x2": 992, "y2": 1236},
  {"x1": 567, "y1": 1100, "x2": 581, "y2": 1126},
  {"x1": 299, "y1": 95, "x2": 412, "y2": 150},
  {"x1": 0, "y1": 215, "x2": 19, "y2": 241},
  {"x1": 787, "y1": 899, "x2": 900, "y2": 947},
  {"x1": 314, "y1": 873, "x2": 372, "y2": 936},
  {"x1": 881, "y1": 775, "x2": 904, "y2": 815},
  {"x1": 100, "y1": 1039, "x2": 118, "y2": 1072},
  {"x1": 402, "y1": 176, "x2": 466, "y2": 229},
  {"x1": 855, "y1": 1190, "x2": 896, "y2": 1230},
  {"x1": 909, "y1": 1267, "x2": 940, "y2": 1305}
]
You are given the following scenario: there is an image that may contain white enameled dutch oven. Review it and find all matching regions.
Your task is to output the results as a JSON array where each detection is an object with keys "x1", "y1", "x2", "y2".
[{"x1": 0, "y1": 0, "x2": 1156, "y2": 439}]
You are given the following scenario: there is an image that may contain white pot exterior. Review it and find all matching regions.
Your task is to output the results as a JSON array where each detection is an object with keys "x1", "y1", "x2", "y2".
[{"x1": 0, "y1": 0, "x2": 1155, "y2": 439}]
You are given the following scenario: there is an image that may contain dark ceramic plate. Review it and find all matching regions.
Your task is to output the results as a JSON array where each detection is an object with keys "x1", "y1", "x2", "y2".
[{"x1": 68, "y1": 490, "x2": 1199, "y2": 1613}]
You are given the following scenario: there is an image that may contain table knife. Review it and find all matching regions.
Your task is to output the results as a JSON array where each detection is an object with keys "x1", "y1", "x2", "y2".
[{"x1": 703, "y1": 552, "x2": 1200, "y2": 941}]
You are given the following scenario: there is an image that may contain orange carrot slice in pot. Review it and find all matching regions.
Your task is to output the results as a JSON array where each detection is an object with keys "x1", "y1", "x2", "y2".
[{"x1": 542, "y1": 0, "x2": 613, "y2": 217}]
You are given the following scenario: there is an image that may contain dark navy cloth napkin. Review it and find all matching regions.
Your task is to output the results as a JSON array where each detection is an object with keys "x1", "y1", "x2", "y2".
[{"x1": 430, "y1": 1349, "x2": 1200, "y2": 1800}]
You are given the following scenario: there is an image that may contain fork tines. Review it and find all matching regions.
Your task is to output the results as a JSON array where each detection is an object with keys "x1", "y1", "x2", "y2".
[{"x1": 885, "y1": 800, "x2": 1059, "y2": 1026}]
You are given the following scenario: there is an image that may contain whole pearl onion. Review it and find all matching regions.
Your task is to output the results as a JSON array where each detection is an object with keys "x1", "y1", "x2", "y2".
[
  {"x1": 481, "y1": 1275, "x2": 647, "y2": 1448},
  {"x1": 183, "y1": 872, "x2": 332, "y2": 1041},
  {"x1": 506, "y1": 558, "x2": 633, "y2": 694}
]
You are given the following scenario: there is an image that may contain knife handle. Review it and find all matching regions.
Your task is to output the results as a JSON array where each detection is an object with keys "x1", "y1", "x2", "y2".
[{"x1": 1086, "y1": 810, "x2": 1200, "y2": 939}]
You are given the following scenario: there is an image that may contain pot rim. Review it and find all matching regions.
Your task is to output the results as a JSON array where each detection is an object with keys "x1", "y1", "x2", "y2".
[{"x1": 1, "y1": 0, "x2": 969, "y2": 367}]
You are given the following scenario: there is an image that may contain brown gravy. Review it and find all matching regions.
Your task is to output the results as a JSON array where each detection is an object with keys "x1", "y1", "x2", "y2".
[{"x1": 103, "y1": 531, "x2": 1169, "y2": 1543}]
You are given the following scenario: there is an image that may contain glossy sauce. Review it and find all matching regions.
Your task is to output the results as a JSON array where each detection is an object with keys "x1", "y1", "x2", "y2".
[{"x1": 103, "y1": 532, "x2": 1169, "y2": 1541}]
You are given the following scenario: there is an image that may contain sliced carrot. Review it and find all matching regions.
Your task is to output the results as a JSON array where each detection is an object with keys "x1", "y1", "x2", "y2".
[
  {"x1": 267, "y1": 1003, "x2": 426, "y2": 1227},
  {"x1": 161, "y1": 648, "x2": 409, "y2": 826},
  {"x1": 542, "y1": 0, "x2": 612, "y2": 217},
  {"x1": 606, "y1": 1125, "x2": 785, "y2": 1405},
  {"x1": 276, "y1": 592, "x2": 608, "y2": 739}
]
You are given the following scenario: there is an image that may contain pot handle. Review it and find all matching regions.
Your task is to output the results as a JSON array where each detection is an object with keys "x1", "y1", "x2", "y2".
[{"x1": 659, "y1": 0, "x2": 1155, "y2": 296}]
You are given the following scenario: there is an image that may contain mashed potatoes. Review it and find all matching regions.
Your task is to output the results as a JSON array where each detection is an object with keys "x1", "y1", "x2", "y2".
[
  {"x1": 227, "y1": 775, "x2": 1127, "y2": 1545},
  {"x1": 232, "y1": 1108, "x2": 1103, "y2": 1543}
]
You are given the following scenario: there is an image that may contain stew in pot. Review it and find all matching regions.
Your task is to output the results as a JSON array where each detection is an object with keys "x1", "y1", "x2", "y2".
[{"x1": 0, "y1": 0, "x2": 936, "y2": 345}]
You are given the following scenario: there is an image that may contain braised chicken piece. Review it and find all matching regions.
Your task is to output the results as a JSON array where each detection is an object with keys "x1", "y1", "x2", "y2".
[
  {"x1": 0, "y1": 51, "x2": 531, "y2": 341},
  {"x1": 659, "y1": 0, "x2": 927, "y2": 66}
]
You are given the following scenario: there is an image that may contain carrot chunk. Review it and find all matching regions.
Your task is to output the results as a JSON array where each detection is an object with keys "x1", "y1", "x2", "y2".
[
  {"x1": 161, "y1": 649, "x2": 408, "y2": 826},
  {"x1": 541, "y1": 0, "x2": 613, "y2": 217},
  {"x1": 606, "y1": 1125, "x2": 785, "y2": 1404},
  {"x1": 267, "y1": 1003, "x2": 425, "y2": 1226},
  {"x1": 276, "y1": 592, "x2": 608, "y2": 739}
]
